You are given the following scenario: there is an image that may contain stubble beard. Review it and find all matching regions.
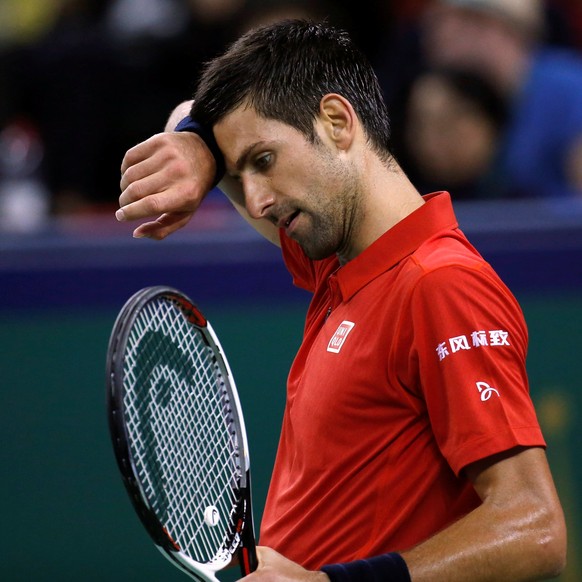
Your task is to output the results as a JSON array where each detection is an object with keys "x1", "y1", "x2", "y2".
[{"x1": 295, "y1": 159, "x2": 361, "y2": 262}]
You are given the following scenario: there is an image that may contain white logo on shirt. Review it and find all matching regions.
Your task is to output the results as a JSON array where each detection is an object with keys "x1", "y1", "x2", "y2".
[
  {"x1": 436, "y1": 329, "x2": 510, "y2": 361},
  {"x1": 476, "y1": 381, "x2": 500, "y2": 401},
  {"x1": 327, "y1": 321, "x2": 355, "y2": 353}
]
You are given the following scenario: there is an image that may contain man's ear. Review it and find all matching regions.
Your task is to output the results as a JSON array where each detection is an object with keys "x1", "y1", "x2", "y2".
[{"x1": 318, "y1": 93, "x2": 357, "y2": 150}]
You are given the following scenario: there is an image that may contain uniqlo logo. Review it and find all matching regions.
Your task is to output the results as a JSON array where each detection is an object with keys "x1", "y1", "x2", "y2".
[{"x1": 327, "y1": 321, "x2": 355, "y2": 353}]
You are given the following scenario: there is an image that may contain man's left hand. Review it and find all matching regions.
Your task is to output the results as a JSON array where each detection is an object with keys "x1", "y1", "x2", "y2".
[{"x1": 240, "y1": 547, "x2": 330, "y2": 582}]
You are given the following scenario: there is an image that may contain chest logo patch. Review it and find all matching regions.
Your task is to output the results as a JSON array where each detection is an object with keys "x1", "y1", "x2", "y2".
[{"x1": 327, "y1": 320, "x2": 355, "y2": 353}]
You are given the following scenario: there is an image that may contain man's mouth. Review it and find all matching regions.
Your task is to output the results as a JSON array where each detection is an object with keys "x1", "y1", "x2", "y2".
[{"x1": 281, "y1": 210, "x2": 300, "y2": 230}]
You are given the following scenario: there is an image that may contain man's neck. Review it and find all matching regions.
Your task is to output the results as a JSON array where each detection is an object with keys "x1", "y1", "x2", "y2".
[{"x1": 337, "y1": 160, "x2": 424, "y2": 264}]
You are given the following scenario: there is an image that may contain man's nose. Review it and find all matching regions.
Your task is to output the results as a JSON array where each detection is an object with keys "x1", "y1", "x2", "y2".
[{"x1": 243, "y1": 177, "x2": 275, "y2": 220}]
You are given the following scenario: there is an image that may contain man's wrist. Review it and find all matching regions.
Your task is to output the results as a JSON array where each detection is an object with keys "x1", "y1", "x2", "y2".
[
  {"x1": 174, "y1": 115, "x2": 226, "y2": 187},
  {"x1": 320, "y1": 552, "x2": 410, "y2": 582}
]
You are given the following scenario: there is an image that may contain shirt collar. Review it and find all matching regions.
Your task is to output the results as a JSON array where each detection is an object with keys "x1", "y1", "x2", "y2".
[{"x1": 334, "y1": 192, "x2": 458, "y2": 302}]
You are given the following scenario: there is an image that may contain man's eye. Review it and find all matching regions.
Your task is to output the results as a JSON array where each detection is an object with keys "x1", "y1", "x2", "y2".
[{"x1": 255, "y1": 153, "x2": 272, "y2": 170}]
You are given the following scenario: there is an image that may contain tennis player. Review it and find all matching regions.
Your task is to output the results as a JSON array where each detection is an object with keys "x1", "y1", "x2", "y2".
[{"x1": 117, "y1": 20, "x2": 566, "y2": 582}]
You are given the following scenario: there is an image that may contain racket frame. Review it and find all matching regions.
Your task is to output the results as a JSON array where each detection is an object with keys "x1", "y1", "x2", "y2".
[{"x1": 106, "y1": 286, "x2": 257, "y2": 581}]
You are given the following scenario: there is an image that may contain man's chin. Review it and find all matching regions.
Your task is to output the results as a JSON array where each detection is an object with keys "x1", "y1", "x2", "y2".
[{"x1": 298, "y1": 241, "x2": 337, "y2": 261}]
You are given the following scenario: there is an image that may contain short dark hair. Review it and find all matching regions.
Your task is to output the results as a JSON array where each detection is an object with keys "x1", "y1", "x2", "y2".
[{"x1": 191, "y1": 19, "x2": 393, "y2": 161}]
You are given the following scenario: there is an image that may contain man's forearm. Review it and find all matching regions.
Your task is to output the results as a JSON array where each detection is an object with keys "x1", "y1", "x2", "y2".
[{"x1": 165, "y1": 100, "x2": 195, "y2": 132}]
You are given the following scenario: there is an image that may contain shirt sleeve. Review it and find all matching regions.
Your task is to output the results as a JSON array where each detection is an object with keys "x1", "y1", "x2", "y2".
[{"x1": 408, "y1": 262, "x2": 545, "y2": 475}]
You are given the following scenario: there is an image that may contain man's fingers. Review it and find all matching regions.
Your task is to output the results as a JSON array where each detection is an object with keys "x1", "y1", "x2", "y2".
[
  {"x1": 120, "y1": 140, "x2": 182, "y2": 200},
  {"x1": 131, "y1": 212, "x2": 194, "y2": 240},
  {"x1": 120, "y1": 132, "x2": 168, "y2": 175},
  {"x1": 119, "y1": 170, "x2": 173, "y2": 208},
  {"x1": 117, "y1": 131, "x2": 216, "y2": 239},
  {"x1": 119, "y1": 157, "x2": 149, "y2": 193},
  {"x1": 116, "y1": 191, "x2": 171, "y2": 222}
]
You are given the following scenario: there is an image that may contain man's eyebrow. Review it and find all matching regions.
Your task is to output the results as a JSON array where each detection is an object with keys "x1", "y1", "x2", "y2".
[{"x1": 234, "y1": 141, "x2": 266, "y2": 173}]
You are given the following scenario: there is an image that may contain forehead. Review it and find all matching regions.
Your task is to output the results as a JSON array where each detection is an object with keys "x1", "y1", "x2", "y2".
[{"x1": 213, "y1": 104, "x2": 302, "y2": 161}]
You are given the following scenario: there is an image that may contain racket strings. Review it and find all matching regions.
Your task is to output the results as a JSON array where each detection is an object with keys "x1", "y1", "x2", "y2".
[{"x1": 123, "y1": 299, "x2": 243, "y2": 566}]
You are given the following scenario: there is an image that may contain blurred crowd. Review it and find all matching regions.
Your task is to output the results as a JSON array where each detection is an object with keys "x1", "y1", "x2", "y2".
[{"x1": 1, "y1": 0, "x2": 582, "y2": 232}]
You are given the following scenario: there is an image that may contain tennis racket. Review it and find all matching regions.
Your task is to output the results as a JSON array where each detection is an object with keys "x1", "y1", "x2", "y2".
[{"x1": 106, "y1": 285, "x2": 257, "y2": 581}]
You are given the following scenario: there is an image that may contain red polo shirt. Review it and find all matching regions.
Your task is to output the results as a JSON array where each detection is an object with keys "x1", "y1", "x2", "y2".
[{"x1": 259, "y1": 192, "x2": 545, "y2": 569}]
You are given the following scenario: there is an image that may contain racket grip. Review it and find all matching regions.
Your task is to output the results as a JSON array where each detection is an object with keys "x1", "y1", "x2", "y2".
[
  {"x1": 239, "y1": 538, "x2": 258, "y2": 576},
  {"x1": 238, "y1": 474, "x2": 258, "y2": 576}
]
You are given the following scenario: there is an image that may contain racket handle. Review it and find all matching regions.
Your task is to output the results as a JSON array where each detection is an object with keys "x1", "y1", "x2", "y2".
[
  {"x1": 239, "y1": 539, "x2": 258, "y2": 576},
  {"x1": 238, "y1": 474, "x2": 258, "y2": 576}
]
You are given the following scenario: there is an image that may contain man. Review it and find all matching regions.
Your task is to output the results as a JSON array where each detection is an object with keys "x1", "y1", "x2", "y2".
[{"x1": 117, "y1": 20, "x2": 566, "y2": 581}]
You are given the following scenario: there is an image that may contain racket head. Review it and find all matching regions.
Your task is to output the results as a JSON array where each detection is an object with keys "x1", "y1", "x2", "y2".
[{"x1": 106, "y1": 286, "x2": 257, "y2": 581}]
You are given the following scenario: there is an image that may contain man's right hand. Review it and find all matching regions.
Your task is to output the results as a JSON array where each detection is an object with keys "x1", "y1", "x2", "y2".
[{"x1": 117, "y1": 131, "x2": 216, "y2": 240}]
